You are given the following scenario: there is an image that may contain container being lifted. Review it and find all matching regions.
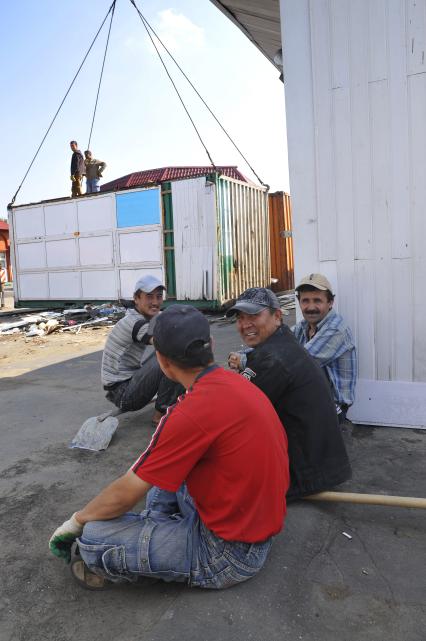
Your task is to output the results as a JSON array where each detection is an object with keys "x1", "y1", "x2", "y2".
[{"x1": 8, "y1": 173, "x2": 270, "y2": 310}]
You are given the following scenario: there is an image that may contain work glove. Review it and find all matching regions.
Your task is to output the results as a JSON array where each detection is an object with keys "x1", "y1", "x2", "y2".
[
  {"x1": 70, "y1": 175, "x2": 76, "y2": 182},
  {"x1": 49, "y1": 513, "x2": 83, "y2": 563}
]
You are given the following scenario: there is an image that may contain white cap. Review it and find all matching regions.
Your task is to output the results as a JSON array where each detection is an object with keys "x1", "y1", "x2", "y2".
[{"x1": 134, "y1": 275, "x2": 165, "y2": 294}]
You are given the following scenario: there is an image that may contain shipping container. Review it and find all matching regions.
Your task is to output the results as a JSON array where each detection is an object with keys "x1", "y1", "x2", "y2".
[
  {"x1": 8, "y1": 174, "x2": 270, "y2": 309},
  {"x1": 268, "y1": 191, "x2": 294, "y2": 292}
]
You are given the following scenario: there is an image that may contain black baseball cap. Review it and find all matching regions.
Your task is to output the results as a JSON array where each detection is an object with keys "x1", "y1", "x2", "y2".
[
  {"x1": 153, "y1": 304, "x2": 210, "y2": 360},
  {"x1": 226, "y1": 287, "x2": 281, "y2": 317}
]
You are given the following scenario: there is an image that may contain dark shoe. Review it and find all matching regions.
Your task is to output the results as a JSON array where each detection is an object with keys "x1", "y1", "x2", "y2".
[{"x1": 70, "y1": 548, "x2": 111, "y2": 591}]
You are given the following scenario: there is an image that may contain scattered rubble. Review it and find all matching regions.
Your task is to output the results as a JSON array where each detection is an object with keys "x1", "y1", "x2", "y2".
[{"x1": 0, "y1": 304, "x2": 125, "y2": 338}]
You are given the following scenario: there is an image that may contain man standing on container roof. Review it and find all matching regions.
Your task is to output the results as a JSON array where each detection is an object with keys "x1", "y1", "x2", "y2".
[
  {"x1": 227, "y1": 287, "x2": 351, "y2": 499},
  {"x1": 101, "y1": 274, "x2": 183, "y2": 425},
  {"x1": 69, "y1": 141, "x2": 85, "y2": 198},
  {"x1": 49, "y1": 305, "x2": 289, "y2": 590},
  {"x1": 292, "y1": 273, "x2": 357, "y2": 423},
  {"x1": 84, "y1": 150, "x2": 106, "y2": 193}
]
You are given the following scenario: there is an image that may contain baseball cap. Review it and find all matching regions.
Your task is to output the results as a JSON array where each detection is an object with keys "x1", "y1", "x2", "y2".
[
  {"x1": 153, "y1": 304, "x2": 211, "y2": 360},
  {"x1": 295, "y1": 273, "x2": 334, "y2": 293},
  {"x1": 134, "y1": 274, "x2": 166, "y2": 294},
  {"x1": 225, "y1": 287, "x2": 281, "y2": 317}
]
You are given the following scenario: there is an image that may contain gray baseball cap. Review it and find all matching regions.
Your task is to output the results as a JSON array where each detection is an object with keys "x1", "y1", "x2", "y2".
[
  {"x1": 225, "y1": 287, "x2": 281, "y2": 317},
  {"x1": 134, "y1": 274, "x2": 165, "y2": 294}
]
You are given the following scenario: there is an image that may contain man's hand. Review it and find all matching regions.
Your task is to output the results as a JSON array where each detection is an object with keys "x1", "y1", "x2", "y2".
[
  {"x1": 70, "y1": 175, "x2": 76, "y2": 182},
  {"x1": 228, "y1": 352, "x2": 242, "y2": 371},
  {"x1": 49, "y1": 513, "x2": 83, "y2": 563}
]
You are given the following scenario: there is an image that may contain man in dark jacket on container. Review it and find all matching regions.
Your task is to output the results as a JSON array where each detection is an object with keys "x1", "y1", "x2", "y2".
[
  {"x1": 69, "y1": 140, "x2": 86, "y2": 198},
  {"x1": 227, "y1": 287, "x2": 351, "y2": 499}
]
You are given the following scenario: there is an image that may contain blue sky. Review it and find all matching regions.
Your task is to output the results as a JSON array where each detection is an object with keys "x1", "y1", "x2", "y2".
[{"x1": 0, "y1": 0, "x2": 288, "y2": 213}]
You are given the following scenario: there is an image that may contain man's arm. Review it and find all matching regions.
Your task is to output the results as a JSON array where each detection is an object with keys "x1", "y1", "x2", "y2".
[
  {"x1": 76, "y1": 470, "x2": 151, "y2": 524},
  {"x1": 303, "y1": 326, "x2": 353, "y2": 367},
  {"x1": 97, "y1": 160, "x2": 107, "y2": 176},
  {"x1": 49, "y1": 471, "x2": 151, "y2": 561}
]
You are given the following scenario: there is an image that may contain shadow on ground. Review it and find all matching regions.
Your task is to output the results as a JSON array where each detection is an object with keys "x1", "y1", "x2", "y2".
[{"x1": 0, "y1": 322, "x2": 425, "y2": 641}]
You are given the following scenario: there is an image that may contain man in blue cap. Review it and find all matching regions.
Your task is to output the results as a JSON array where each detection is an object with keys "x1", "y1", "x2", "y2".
[{"x1": 101, "y1": 274, "x2": 181, "y2": 423}]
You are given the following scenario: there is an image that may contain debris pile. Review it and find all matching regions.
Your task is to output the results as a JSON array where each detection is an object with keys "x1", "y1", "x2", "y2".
[{"x1": 0, "y1": 304, "x2": 125, "y2": 338}]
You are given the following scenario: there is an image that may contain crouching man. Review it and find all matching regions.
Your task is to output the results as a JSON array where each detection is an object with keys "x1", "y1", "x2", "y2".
[
  {"x1": 49, "y1": 305, "x2": 289, "y2": 590},
  {"x1": 227, "y1": 288, "x2": 351, "y2": 499},
  {"x1": 102, "y1": 274, "x2": 182, "y2": 424}
]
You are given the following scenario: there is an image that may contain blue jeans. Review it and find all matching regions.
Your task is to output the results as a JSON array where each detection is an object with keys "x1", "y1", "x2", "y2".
[
  {"x1": 86, "y1": 178, "x2": 100, "y2": 193},
  {"x1": 77, "y1": 485, "x2": 273, "y2": 589}
]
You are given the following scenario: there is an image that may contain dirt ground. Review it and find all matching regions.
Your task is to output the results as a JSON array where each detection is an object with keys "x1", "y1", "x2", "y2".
[
  {"x1": 1, "y1": 306, "x2": 426, "y2": 641},
  {"x1": 0, "y1": 327, "x2": 110, "y2": 378}
]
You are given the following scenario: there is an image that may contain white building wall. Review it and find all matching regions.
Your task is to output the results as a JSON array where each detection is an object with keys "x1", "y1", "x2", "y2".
[{"x1": 280, "y1": 0, "x2": 426, "y2": 427}]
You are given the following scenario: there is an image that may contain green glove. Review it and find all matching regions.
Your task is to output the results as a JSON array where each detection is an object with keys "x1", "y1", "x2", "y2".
[{"x1": 49, "y1": 513, "x2": 83, "y2": 563}]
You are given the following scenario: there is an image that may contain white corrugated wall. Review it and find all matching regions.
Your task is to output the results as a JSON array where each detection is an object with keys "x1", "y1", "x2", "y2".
[
  {"x1": 171, "y1": 177, "x2": 217, "y2": 301},
  {"x1": 281, "y1": 0, "x2": 426, "y2": 427}
]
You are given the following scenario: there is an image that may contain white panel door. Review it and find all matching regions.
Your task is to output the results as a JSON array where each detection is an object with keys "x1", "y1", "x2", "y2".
[
  {"x1": 17, "y1": 242, "x2": 46, "y2": 269},
  {"x1": 48, "y1": 271, "x2": 81, "y2": 299},
  {"x1": 44, "y1": 201, "x2": 77, "y2": 236},
  {"x1": 119, "y1": 268, "x2": 164, "y2": 299},
  {"x1": 118, "y1": 230, "x2": 162, "y2": 264},
  {"x1": 18, "y1": 272, "x2": 48, "y2": 299},
  {"x1": 14, "y1": 207, "x2": 44, "y2": 240},
  {"x1": 172, "y1": 178, "x2": 216, "y2": 300},
  {"x1": 77, "y1": 196, "x2": 115, "y2": 232},
  {"x1": 81, "y1": 270, "x2": 117, "y2": 299},
  {"x1": 79, "y1": 235, "x2": 113, "y2": 266},
  {"x1": 46, "y1": 239, "x2": 78, "y2": 268}
]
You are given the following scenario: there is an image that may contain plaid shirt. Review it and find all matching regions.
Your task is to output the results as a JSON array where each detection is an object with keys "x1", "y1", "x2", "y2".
[{"x1": 292, "y1": 310, "x2": 356, "y2": 406}]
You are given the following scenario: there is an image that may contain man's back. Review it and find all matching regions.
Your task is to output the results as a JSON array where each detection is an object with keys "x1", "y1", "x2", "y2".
[
  {"x1": 242, "y1": 325, "x2": 351, "y2": 497},
  {"x1": 101, "y1": 309, "x2": 150, "y2": 386},
  {"x1": 134, "y1": 365, "x2": 289, "y2": 542}
]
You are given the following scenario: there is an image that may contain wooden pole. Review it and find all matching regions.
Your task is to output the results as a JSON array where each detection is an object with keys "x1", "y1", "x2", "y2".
[{"x1": 304, "y1": 491, "x2": 426, "y2": 509}]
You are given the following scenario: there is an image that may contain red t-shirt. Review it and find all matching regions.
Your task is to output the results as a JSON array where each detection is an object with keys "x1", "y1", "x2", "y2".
[{"x1": 132, "y1": 365, "x2": 289, "y2": 543}]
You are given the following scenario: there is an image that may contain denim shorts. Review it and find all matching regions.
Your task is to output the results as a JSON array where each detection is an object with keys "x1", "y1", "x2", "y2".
[{"x1": 77, "y1": 485, "x2": 273, "y2": 589}]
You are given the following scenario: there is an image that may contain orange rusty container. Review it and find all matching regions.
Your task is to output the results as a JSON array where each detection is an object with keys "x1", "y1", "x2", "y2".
[{"x1": 268, "y1": 191, "x2": 294, "y2": 292}]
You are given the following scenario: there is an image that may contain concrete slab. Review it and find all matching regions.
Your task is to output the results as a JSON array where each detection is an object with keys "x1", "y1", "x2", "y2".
[{"x1": 0, "y1": 319, "x2": 425, "y2": 641}]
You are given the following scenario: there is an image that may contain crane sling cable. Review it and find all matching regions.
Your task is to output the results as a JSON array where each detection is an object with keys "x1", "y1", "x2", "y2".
[
  {"x1": 129, "y1": 0, "x2": 269, "y2": 191},
  {"x1": 9, "y1": 0, "x2": 117, "y2": 208},
  {"x1": 304, "y1": 491, "x2": 426, "y2": 510},
  {"x1": 87, "y1": 0, "x2": 116, "y2": 150},
  {"x1": 129, "y1": 0, "x2": 217, "y2": 171}
]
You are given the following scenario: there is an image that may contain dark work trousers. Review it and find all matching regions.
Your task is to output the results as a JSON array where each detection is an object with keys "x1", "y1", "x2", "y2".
[
  {"x1": 71, "y1": 176, "x2": 83, "y2": 197},
  {"x1": 105, "y1": 352, "x2": 184, "y2": 414}
]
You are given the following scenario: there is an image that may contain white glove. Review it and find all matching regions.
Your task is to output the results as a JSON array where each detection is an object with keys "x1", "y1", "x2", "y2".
[{"x1": 49, "y1": 512, "x2": 83, "y2": 562}]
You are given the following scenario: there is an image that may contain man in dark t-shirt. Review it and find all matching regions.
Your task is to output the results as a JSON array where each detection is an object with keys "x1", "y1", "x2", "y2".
[
  {"x1": 227, "y1": 287, "x2": 351, "y2": 499},
  {"x1": 49, "y1": 305, "x2": 289, "y2": 590}
]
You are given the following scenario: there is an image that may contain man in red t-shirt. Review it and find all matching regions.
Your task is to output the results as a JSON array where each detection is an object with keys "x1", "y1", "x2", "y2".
[{"x1": 49, "y1": 305, "x2": 289, "y2": 590}]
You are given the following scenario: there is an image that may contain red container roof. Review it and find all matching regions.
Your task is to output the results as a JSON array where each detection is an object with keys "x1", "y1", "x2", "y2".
[{"x1": 101, "y1": 165, "x2": 248, "y2": 191}]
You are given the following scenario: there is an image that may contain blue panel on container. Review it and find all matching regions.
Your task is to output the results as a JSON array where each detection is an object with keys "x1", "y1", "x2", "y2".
[{"x1": 116, "y1": 189, "x2": 161, "y2": 228}]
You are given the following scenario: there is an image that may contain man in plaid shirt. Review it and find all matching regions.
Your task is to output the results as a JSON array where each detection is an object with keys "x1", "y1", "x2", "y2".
[{"x1": 292, "y1": 274, "x2": 356, "y2": 423}]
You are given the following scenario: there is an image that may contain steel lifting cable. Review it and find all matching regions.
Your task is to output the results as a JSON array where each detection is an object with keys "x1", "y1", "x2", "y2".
[
  {"x1": 129, "y1": 0, "x2": 269, "y2": 190},
  {"x1": 129, "y1": 0, "x2": 217, "y2": 170},
  {"x1": 9, "y1": 0, "x2": 117, "y2": 207},
  {"x1": 87, "y1": 0, "x2": 116, "y2": 150}
]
